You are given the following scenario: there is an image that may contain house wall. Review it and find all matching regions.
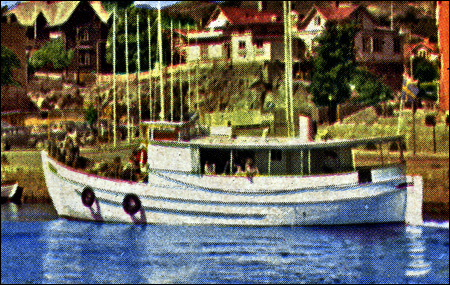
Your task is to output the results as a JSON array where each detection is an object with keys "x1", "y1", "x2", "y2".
[{"x1": 438, "y1": 1, "x2": 449, "y2": 113}]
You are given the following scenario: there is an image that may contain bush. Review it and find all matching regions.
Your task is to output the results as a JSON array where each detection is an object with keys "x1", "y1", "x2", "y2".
[{"x1": 425, "y1": 114, "x2": 436, "y2": 126}]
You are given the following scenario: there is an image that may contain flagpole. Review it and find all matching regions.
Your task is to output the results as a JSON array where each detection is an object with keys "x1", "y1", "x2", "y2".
[
  {"x1": 125, "y1": 9, "x2": 130, "y2": 143},
  {"x1": 137, "y1": 14, "x2": 142, "y2": 138},
  {"x1": 113, "y1": 7, "x2": 117, "y2": 147},
  {"x1": 158, "y1": 1, "x2": 164, "y2": 121}
]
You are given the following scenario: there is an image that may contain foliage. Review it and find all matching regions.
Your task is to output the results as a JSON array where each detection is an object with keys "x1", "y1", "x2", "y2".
[
  {"x1": 106, "y1": 6, "x2": 194, "y2": 73},
  {"x1": 29, "y1": 38, "x2": 74, "y2": 71},
  {"x1": 351, "y1": 68, "x2": 392, "y2": 106},
  {"x1": 413, "y1": 56, "x2": 439, "y2": 84},
  {"x1": 1, "y1": 45, "x2": 21, "y2": 87},
  {"x1": 85, "y1": 105, "x2": 98, "y2": 127},
  {"x1": 308, "y1": 21, "x2": 358, "y2": 122},
  {"x1": 418, "y1": 82, "x2": 438, "y2": 101}
]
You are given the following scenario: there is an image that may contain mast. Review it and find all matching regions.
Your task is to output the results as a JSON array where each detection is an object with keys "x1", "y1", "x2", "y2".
[
  {"x1": 187, "y1": 25, "x2": 191, "y2": 113},
  {"x1": 148, "y1": 16, "x2": 153, "y2": 121},
  {"x1": 125, "y1": 9, "x2": 130, "y2": 143},
  {"x1": 158, "y1": 1, "x2": 164, "y2": 121},
  {"x1": 288, "y1": 1, "x2": 294, "y2": 137},
  {"x1": 179, "y1": 21, "x2": 183, "y2": 122},
  {"x1": 195, "y1": 25, "x2": 199, "y2": 113},
  {"x1": 137, "y1": 13, "x2": 141, "y2": 135},
  {"x1": 170, "y1": 19, "x2": 174, "y2": 122},
  {"x1": 113, "y1": 7, "x2": 117, "y2": 147},
  {"x1": 283, "y1": 1, "x2": 294, "y2": 138}
]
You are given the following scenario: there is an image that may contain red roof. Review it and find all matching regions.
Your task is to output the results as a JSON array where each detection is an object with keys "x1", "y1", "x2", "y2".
[
  {"x1": 315, "y1": 5, "x2": 359, "y2": 21},
  {"x1": 213, "y1": 7, "x2": 282, "y2": 25}
]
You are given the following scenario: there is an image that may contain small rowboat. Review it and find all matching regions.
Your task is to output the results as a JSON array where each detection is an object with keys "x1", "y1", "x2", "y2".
[{"x1": 1, "y1": 180, "x2": 19, "y2": 199}]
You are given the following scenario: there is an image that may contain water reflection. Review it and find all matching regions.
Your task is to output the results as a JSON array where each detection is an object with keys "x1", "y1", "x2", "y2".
[
  {"x1": 405, "y1": 226, "x2": 432, "y2": 277},
  {"x1": 11, "y1": 214, "x2": 441, "y2": 283}
]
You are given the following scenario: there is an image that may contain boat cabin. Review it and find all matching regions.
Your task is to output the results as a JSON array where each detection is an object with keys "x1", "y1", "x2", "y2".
[{"x1": 141, "y1": 120, "x2": 405, "y2": 183}]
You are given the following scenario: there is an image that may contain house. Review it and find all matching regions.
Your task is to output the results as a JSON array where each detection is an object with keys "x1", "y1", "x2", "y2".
[
  {"x1": 185, "y1": 5, "x2": 304, "y2": 64},
  {"x1": 297, "y1": 3, "x2": 404, "y2": 91},
  {"x1": 403, "y1": 37, "x2": 439, "y2": 76},
  {"x1": 4, "y1": 1, "x2": 111, "y2": 79},
  {"x1": 1, "y1": 14, "x2": 28, "y2": 88},
  {"x1": 437, "y1": 1, "x2": 449, "y2": 114}
]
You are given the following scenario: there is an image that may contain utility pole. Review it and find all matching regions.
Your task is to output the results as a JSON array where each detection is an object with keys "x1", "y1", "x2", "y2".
[
  {"x1": 158, "y1": 1, "x2": 164, "y2": 121},
  {"x1": 113, "y1": 7, "x2": 117, "y2": 147}
]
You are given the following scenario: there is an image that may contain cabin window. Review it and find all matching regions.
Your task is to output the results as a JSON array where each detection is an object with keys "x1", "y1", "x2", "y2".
[
  {"x1": 394, "y1": 38, "x2": 401, "y2": 54},
  {"x1": 271, "y1": 150, "x2": 282, "y2": 161},
  {"x1": 373, "y1": 38, "x2": 383, "y2": 53}
]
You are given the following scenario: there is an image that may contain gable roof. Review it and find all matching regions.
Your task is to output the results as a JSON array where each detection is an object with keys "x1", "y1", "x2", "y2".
[
  {"x1": 299, "y1": 4, "x2": 367, "y2": 29},
  {"x1": 206, "y1": 6, "x2": 282, "y2": 27},
  {"x1": 5, "y1": 1, "x2": 110, "y2": 27}
]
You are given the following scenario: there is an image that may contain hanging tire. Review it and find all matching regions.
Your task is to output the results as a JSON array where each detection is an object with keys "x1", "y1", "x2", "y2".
[
  {"x1": 81, "y1": 187, "x2": 96, "y2": 207},
  {"x1": 122, "y1": 194, "x2": 141, "y2": 215}
]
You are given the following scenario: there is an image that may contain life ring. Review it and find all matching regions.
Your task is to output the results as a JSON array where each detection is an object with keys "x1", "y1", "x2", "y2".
[
  {"x1": 81, "y1": 187, "x2": 95, "y2": 207},
  {"x1": 122, "y1": 194, "x2": 141, "y2": 215}
]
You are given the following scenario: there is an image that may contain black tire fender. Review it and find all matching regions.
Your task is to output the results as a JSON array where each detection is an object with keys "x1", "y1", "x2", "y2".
[
  {"x1": 81, "y1": 187, "x2": 96, "y2": 207},
  {"x1": 122, "y1": 194, "x2": 141, "y2": 215}
]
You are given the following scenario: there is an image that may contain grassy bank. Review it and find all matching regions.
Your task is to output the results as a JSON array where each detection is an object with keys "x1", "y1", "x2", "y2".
[{"x1": 1, "y1": 146, "x2": 448, "y2": 220}]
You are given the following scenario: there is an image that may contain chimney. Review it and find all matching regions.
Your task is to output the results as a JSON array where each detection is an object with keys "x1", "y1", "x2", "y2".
[{"x1": 335, "y1": 1, "x2": 340, "y2": 8}]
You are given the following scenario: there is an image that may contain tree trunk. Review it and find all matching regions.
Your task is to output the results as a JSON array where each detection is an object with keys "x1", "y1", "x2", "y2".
[{"x1": 328, "y1": 104, "x2": 337, "y2": 124}]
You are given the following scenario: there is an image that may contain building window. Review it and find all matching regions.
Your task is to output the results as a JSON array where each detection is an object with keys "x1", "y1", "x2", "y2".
[
  {"x1": 362, "y1": 37, "x2": 370, "y2": 52},
  {"x1": 78, "y1": 28, "x2": 89, "y2": 41},
  {"x1": 239, "y1": 41, "x2": 246, "y2": 49},
  {"x1": 418, "y1": 50, "x2": 427, "y2": 58},
  {"x1": 373, "y1": 38, "x2": 383, "y2": 53},
  {"x1": 314, "y1": 16, "x2": 321, "y2": 26},
  {"x1": 255, "y1": 39, "x2": 263, "y2": 49},
  {"x1": 79, "y1": 52, "x2": 90, "y2": 65},
  {"x1": 394, "y1": 38, "x2": 401, "y2": 54}
]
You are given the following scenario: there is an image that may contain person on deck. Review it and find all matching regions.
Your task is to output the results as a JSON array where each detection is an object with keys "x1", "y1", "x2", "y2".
[
  {"x1": 245, "y1": 158, "x2": 259, "y2": 176},
  {"x1": 204, "y1": 161, "x2": 216, "y2": 175}
]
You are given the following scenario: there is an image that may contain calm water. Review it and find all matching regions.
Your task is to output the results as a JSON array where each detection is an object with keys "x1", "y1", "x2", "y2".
[{"x1": 1, "y1": 204, "x2": 449, "y2": 284}]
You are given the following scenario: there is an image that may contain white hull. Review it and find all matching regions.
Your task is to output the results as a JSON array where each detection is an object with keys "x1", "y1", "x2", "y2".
[
  {"x1": 1, "y1": 182, "x2": 18, "y2": 199},
  {"x1": 41, "y1": 151, "x2": 419, "y2": 226}
]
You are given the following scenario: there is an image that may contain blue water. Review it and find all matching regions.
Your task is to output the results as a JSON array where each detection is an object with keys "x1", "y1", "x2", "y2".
[{"x1": 1, "y1": 204, "x2": 448, "y2": 284}]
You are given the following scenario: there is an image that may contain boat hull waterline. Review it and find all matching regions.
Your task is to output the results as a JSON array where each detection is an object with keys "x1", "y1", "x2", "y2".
[{"x1": 41, "y1": 151, "x2": 421, "y2": 226}]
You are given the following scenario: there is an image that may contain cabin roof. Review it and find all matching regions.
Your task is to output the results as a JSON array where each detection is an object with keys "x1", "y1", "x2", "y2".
[{"x1": 150, "y1": 135, "x2": 404, "y2": 150}]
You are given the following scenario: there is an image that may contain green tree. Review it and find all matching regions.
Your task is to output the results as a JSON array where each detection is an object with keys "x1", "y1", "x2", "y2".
[
  {"x1": 308, "y1": 21, "x2": 358, "y2": 123},
  {"x1": 351, "y1": 68, "x2": 392, "y2": 106},
  {"x1": 29, "y1": 38, "x2": 74, "y2": 72},
  {"x1": 413, "y1": 56, "x2": 439, "y2": 84},
  {"x1": 85, "y1": 104, "x2": 98, "y2": 127},
  {"x1": 1, "y1": 45, "x2": 21, "y2": 87},
  {"x1": 413, "y1": 56, "x2": 439, "y2": 102}
]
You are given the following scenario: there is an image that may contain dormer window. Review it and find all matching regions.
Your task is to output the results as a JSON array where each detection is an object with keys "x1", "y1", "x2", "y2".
[
  {"x1": 314, "y1": 16, "x2": 321, "y2": 26},
  {"x1": 418, "y1": 50, "x2": 427, "y2": 58}
]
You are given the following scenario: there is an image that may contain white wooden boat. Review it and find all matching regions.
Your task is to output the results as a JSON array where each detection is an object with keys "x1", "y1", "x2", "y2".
[
  {"x1": 1, "y1": 181, "x2": 18, "y2": 199},
  {"x1": 41, "y1": 122, "x2": 423, "y2": 226}
]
